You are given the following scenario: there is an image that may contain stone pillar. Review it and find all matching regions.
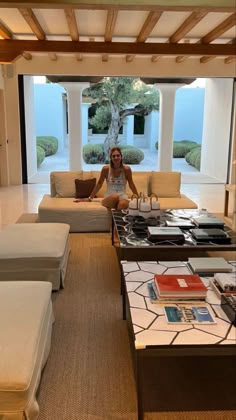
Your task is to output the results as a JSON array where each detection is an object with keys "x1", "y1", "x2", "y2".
[
  {"x1": 60, "y1": 82, "x2": 90, "y2": 170},
  {"x1": 144, "y1": 110, "x2": 159, "y2": 152},
  {"x1": 123, "y1": 104, "x2": 135, "y2": 146},
  {"x1": 82, "y1": 102, "x2": 91, "y2": 146},
  {"x1": 154, "y1": 83, "x2": 183, "y2": 171}
]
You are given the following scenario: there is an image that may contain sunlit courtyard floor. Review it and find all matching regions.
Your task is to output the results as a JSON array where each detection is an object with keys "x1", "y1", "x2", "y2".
[{"x1": 29, "y1": 147, "x2": 223, "y2": 185}]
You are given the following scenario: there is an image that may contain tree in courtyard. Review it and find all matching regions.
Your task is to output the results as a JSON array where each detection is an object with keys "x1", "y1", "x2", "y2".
[{"x1": 85, "y1": 77, "x2": 159, "y2": 156}]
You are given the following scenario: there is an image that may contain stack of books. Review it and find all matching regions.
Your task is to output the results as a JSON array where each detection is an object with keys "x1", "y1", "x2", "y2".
[
  {"x1": 187, "y1": 257, "x2": 233, "y2": 276},
  {"x1": 211, "y1": 272, "x2": 236, "y2": 298},
  {"x1": 150, "y1": 273, "x2": 207, "y2": 301},
  {"x1": 147, "y1": 226, "x2": 185, "y2": 243},
  {"x1": 191, "y1": 215, "x2": 225, "y2": 229}
]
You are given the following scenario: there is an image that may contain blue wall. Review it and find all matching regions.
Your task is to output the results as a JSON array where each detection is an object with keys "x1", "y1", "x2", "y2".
[
  {"x1": 34, "y1": 84, "x2": 65, "y2": 147},
  {"x1": 173, "y1": 88, "x2": 205, "y2": 143}
]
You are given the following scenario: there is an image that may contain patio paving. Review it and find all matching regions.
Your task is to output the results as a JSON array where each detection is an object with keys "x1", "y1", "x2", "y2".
[{"x1": 29, "y1": 147, "x2": 223, "y2": 185}]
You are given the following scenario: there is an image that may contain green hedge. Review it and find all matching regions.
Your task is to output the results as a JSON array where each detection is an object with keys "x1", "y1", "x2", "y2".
[
  {"x1": 36, "y1": 136, "x2": 58, "y2": 156},
  {"x1": 121, "y1": 147, "x2": 144, "y2": 164},
  {"x1": 185, "y1": 146, "x2": 201, "y2": 170},
  {"x1": 155, "y1": 140, "x2": 199, "y2": 158},
  {"x1": 82, "y1": 143, "x2": 145, "y2": 164},
  {"x1": 82, "y1": 144, "x2": 105, "y2": 164},
  {"x1": 37, "y1": 145, "x2": 45, "y2": 167}
]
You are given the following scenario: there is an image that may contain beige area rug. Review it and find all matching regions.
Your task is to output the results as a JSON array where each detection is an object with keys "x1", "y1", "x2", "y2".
[{"x1": 33, "y1": 232, "x2": 236, "y2": 420}]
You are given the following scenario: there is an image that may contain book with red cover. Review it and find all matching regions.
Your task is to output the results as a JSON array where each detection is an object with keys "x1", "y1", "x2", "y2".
[{"x1": 154, "y1": 274, "x2": 207, "y2": 298}]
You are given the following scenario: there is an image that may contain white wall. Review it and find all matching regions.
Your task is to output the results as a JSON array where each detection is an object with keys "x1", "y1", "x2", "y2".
[
  {"x1": 24, "y1": 76, "x2": 37, "y2": 180},
  {"x1": 201, "y1": 78, "x2": 234, "y2": 182},
  {"x1": 4, "y1": 72, "x2": 22, "y2": 184}
]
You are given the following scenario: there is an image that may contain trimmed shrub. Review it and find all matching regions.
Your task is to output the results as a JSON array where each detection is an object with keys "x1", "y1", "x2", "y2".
[
  {"x1": 155, "y1": 140, "x2": 199, "y2": 158},
  {"x1": 37, "y1": 145, "x2": 45, "y2": 167},
  {"x1": 122, "y1": 147, "x2": 144, "y2": 164},
  {"x1": 83, "y1": 144, "x2": 105, "y2": 164},
  {"x1": 185, "y1": 146, "x2": 201, "y2": 170},
  {"x1": 36, "y1": 136, "x2": 58, "y2": 156},
  {"x1": 173, "y1": 141, "x2": 198, "y2": 158}
]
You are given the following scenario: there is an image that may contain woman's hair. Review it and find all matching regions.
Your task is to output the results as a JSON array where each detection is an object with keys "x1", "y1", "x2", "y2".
[{"x1": 109, "y1": 147, "x2": 124, "y2": 168}]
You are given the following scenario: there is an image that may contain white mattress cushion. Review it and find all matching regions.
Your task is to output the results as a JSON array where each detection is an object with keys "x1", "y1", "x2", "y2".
[
  {"x1": 0, "y1": 281, "x2": 53, "y2": 411},
  {"x1": 0, "y1": 223, "x2": 70, "y2": 259}
]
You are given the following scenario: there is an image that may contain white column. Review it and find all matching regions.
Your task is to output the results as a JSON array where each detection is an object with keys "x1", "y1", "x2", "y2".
[
  {"x1": 124, "y1": 115, "x2": 134, "y2": 146},
  {"x1": 144, "y1": 110, "x2": 158, "y2": 152},
  {"x1": 82, "y1": 103, "x2": 91, "y2": 146},
  {"x1": 60, "y1": 82, "x2": 89, "y2": 170},
  {"x1": 123, "y1": 104, "x2": 135, "y2": 146},
  {"x1": 154, "y1": 84, "x2": 182, "y2": 171}
]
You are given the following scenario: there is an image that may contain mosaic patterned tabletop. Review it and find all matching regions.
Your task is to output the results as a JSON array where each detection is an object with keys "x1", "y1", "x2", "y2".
[{"x1": 121, "y1": 260, "x2": 236, "y2": 349}]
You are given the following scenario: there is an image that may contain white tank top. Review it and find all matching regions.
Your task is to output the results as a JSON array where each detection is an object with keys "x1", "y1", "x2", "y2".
[{"x1": 106, "y1": 167, "x2": 127, "y2": 196}]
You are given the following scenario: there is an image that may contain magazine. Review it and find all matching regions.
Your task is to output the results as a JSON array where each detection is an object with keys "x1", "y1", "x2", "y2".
[{"x1": 164, "y1": 303, "x2": 217, "y2": 324}]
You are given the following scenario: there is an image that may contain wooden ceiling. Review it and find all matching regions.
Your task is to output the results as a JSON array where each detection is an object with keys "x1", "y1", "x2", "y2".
[{"x1": 0, "y1": 1, "x2": 235, "y2": 64}]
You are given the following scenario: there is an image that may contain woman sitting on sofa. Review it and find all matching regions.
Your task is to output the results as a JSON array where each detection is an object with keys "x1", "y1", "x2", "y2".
[{"x1": 84, "y1": 147, "x2": 138, "y2": 210}]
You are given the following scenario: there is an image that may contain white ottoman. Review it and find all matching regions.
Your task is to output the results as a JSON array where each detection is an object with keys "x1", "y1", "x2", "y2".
[
  {"x1": 0, "y1": 281, "x2": 54, "y2": 420},
  {"x1": 0, "y1": 223, "x2": 70, "y2": 290}
]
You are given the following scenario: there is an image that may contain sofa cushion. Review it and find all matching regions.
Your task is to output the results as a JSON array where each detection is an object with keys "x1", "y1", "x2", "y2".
[
  {"x1": 0, "y1": 281, "x2": 53, "y2": 416},
  {"x1": 126, "y1": 172, "x2": 149, "y2": 197},
  {"x1": 151, "y1": 171, "x2": 181, "y2": 198},
  {"x1": 38, "y1": 195, "x2": 111, "y2": 232},
  {"x1": 75, "y1": 178, "x2": 96, "y2": 198},
  {"x1": 52, "y1": 171, "x2": 83, "y2": 197},
  {"x1": 90, "y1": 171, "x2": 106, "y2": 198}
]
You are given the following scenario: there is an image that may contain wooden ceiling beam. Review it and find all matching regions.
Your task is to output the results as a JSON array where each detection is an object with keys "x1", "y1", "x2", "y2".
[
  {"x1": 102, "y1": 53, "x2": 108, "y2": 61},
  {"x1": 225, "y1": 56, "x2": 235, "y2": 63},
  {"x1": 75, "y1": 53, "x2": 83, "y2": 61},
  {"x1": 0, "y1": 2, "x2": 235, "y2": 13},
  {"x1": 64, "y1": 8, "x2": 79, "y2": 41},
  {"x1": 200, "y1": 38, "x2": 236, "y2": 63},
  {"x1": 49, "y1": 52, "x2": 57, "y2": 60},
  {"x1": 126, "y1": 54, "x2": 134, "y2": 62},
  {"x1": 0, "y1": 51, "x2": 20, "y2": 62},
  {"x1": 0, "y1": 22, "x2": 12, "y2": 39},
  {"x1": 201, "y1": 12, "x2": 236, "y2": 44},
  {"x1": 169, "y1": 11, "x2": 208, "y2": 43},
  {"x1": 200, "y1": 56, "x2": 215, "y2": 63},
  {"x1": 18, "y1": 8, "x2": 45, "y2": 40},
  {"x1": 0, "y1": 40, "x2": 235, "y2": 63},
  {"x1": 151, "y1": 55, "x2": 159, "y2": 62},
  {"x1": 22, "y1": 51, "x2": 32, "y2": 59},
  {"x1": 137, "y1": 11, "x2": 162, "y2": 43},
  {"x1": 105, "y1": 8, "x2": 118, "y2": 42}
]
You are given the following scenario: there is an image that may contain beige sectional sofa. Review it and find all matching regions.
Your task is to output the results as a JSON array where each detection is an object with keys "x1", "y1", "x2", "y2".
[
  {"x1": 38, "y1": 170, "x2": 197, "y2": 232},
  {"x1": 0, "y1": 281, "x2": 54, "y2": 420}
]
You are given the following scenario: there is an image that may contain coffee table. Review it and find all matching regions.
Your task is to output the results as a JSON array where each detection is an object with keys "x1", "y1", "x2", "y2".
[
  {"x1": 120, "y1": 260, "x2": 236, "y2": 420},
  {"x1": 112, "y1": 209, "x2": 236, "y2": 261}
]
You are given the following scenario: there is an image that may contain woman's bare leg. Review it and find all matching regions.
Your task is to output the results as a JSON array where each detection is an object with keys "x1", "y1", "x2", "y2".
[
  {"x1": 102, "y1": 194, "x2": 119, "y2": 209},
  {"x1": 117, "y1": 199, "x2": 129, "y2": 210}
]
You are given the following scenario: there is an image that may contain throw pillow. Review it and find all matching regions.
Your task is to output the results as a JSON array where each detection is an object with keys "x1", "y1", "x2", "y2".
[{"x1": 75, "y1": 178, "x2": 96, "y2": 198}]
